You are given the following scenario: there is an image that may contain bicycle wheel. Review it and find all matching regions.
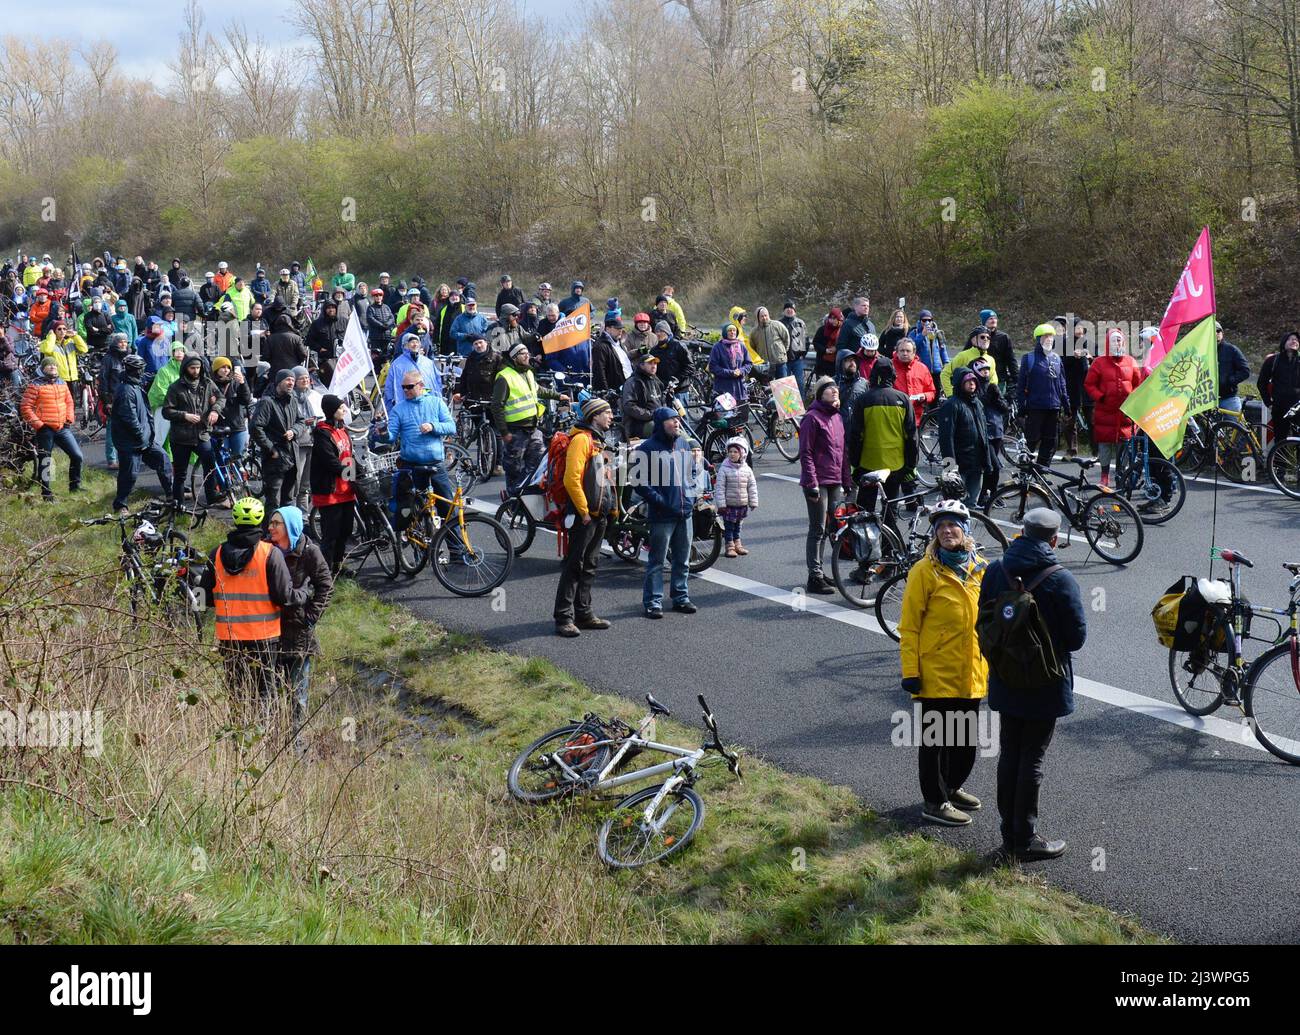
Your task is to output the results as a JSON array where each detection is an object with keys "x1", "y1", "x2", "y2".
[
  {"x1": 873, "y1": 570, "x2": 909, "y2": 642},
  {"x1": 1168, "y1": 620, "x2": 1232, "y2": 716},
  {"x1": 1267, "y1": 440, "x2": 1300, "y2": 500},
  {"x1": 443, "y1": 441, "x2": 479, "y2": 495},
  {"x1": 1212, "y1": 420, "x2": 1264, "y2": 483},
  {"x1": 689, "y1": 522, "x2": 723, "y2": 573},
  {"x1": 1244, "y1": 640, "x2": 1300, "y2": 765},
  {"x1": 968, "y1": 510, "x2": 1009, "y2": 566},
  {"x1": 429, "y1": 512, "x2": 514, "y2": 596},
  {"x1": 242, "y1": 453, "x2": 262, "y2": 496},
  {"x1": 597, "y1": 783, "x2": 705, "y2": 868},
  {"x1": 1123, "y1": 458, "x2": 1185, "y2": 525},
  {"x1": 1080, "y1": 491, "x2": 1143, "y2": 565},
  {"x1": 399, "y1": 511, "x2": 434, "y2": 575},
  {"x1": 507, "y1": 723, "x2": 613, "y2": 803},
  {"x1": 474, "y1": 426, "x2": 498, "y2": 480},
  {"x1": 830, "y1": 521, "x2": 905, "y2": 609},
  {"x1": 1171, "y1": 419, "x2": 1209, "y2": 476},
  {"x1": 363, "y1": 504, "x2": 402, "y2": 579},
  {"x1": 984, "y1": 483, "x2": 1052, "y2": 532},
  {"x1": 494, "y1": 497, "x2": 537, "y2": 555},
  {"x1": 773, "y1": 416, "x2": 799, "y2": 462},
  {"x1": 915, "y1": 412, "x2": 943, "y2": 487}
]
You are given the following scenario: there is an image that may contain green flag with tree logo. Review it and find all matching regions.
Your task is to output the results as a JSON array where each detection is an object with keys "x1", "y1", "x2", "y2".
[{"x1": 1120, "y1": 316, "x2": 1218, "y2": 456}]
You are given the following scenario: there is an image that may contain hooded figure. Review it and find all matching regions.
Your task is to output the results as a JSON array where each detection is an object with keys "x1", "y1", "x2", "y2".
[
  {"x1": 726, "y1": 305, "x2": 760, "y2": 366},
  {"x1": 558, "y1": 280, "x2": 588, "y2": 316},
  {"x1": 1259, "y1": 331, "x2": 1300, "y2": 446},
  {"x1": 937, "y1": 366, "x2": 993, "y2": 506},
  {"x1": 835, "y1": 349, "x2": 868, "y2": 432},
  {"x1": 707, "y1": 325, "x2": 752, "y2": 403}
]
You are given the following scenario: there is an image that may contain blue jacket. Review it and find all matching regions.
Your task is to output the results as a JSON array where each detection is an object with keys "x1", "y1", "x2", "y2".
[
  {"x1": 632, "y1": 407, "x2": 701, "y2": 523},
  {"x1": 375, "y1": 390, "x2": 455, "y2": 465},
  {"x1": 978, "y1": 535, "x2": 1087, "y2": 720},
  {"x1": 1018, "y1": 346, "x2": 1069, "y2": 411},
  {"x1": 135, "y1": 329, "x2": 172, "y2": 376},
  {"x1": 384, "y1": 351, "x2": 443, "y2": 411},
  {"x1": 249, "y1": 276, "x2": 273, "y2": 305},
  {"x1": 546, "y1": 339, "x2": 592, "y2": 376},
  {"x1": 910, "y1": 326, "x2": 949, "y2": 376},
  {"x1": 450, "y1": 311, "x2": 489, "y2": 355},
  {"x1": 707, "y1": 338, "x2": 751, "y2": 402},
  {"x1": 110, "y1": 377, "x2": 155, "y2": 451}
]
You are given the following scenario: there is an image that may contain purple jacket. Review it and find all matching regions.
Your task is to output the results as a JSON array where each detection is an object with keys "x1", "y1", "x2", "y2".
[{"x1": 798, "y1": 399, "x2": 851, "y2": 490}]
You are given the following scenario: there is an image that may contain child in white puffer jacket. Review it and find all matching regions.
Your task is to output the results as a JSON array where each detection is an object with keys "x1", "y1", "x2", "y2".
[{"x1": 713, "y1": 436, "x2": 759, "y2": 557}]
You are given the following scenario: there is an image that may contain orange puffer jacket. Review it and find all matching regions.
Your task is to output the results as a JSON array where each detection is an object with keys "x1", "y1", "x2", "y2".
[{"x1": 20, "y1": 378, "x2": 75, "y2": 431}]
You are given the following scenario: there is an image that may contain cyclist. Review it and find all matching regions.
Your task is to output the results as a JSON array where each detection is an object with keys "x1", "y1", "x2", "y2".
[
  {"x1": 780, "y1": 301, "x2": 808, "y2": 388},
  {"x1": 649, "y1": 321, "x2": 691, "y2": 398},
  {"x1": 620, "y1": 352, "x2": 664, "y2": 440},
  {"x1": 909, "y1": 309, "x2": 949, "y2": 380},
  {"x1": 708, "y1": 322, "x2": 752, "y2": 405},
  {"x1": 210, "y1": 356, "x2": 253, "y2": 461},
  {"x1": 492, "y1": 343, "x2": 569, "y2": 494},
  {"x1": 626, "y1": 311, "x2": 657, "y2": 357},
  {"x1": 835, "y1": 351, "x2": 868, "y2": 436},
  {"x1": 252, "y1": 369, "x2": 303, "y2": 512},
  {"x1": 897, "y1": 499, "x2": 988, "y2": 827},
  {"x1": 1083, "y1": 328, "x2": 1143, "y2": 489},
  {"x1": 162, "y1": 353, "x2": 225, "y2": 508},
  {"x1": 1215, "y1": 322, "x2": 1250, "y2": 412},
  {"x1": 633, "y1": 407, "x2": 701, "y2": 619},
  {"x1": 1259, "y1": 331, "x2": 1300, "y2": 446},
  {"x1": 970, "y1": 357, "x2": 1008, "y2": 505},
  {"x1": 810, "y1": 307, "x2": 844, "y2": 383},
  {"x1": 892, "y1": 337, "x2": 937, "y2": 429},
  {"x1": 372, "y1": 368, "x2": 457, "y2": 528},
  {"x1": 878, "y1": 307, "x2": 909, "y2": 358},
  {"x1": 980, "y1": 309, "x2": 1017, "y2": 390},
  {"x1": 109, "y1": 354, "x2": 172, "y2": 513},
  {"x1": 798, "y1": 377, "x2": 852, "y2": 596},
  {"x1": 1018, "y1": 322, "x2": 1068, "y2": 466},
  {"x1": 751, "y1": 306, "x2": 791, "y2": 379},
  {"x1": 940, "y1": 326, "x2": 998, "y2": 394},
  {"x1": 384, "y1": 332, "x2": 443, "y2": 412},
  {"x1": 39, "y1": 319, "x2": 88, "y2": 383},
  {"x1": 1059, "y1": 316, "x2": 1092, "y2": 456},
  {"x1": 200, "y1": 497, "x2": 312, "y2": 714},
  {"x1": 100, "y1": 332, "x2": 133, "y2": 470},
  {"x1": 459, "y1": 336, "x2": 499, "y2": 402}
]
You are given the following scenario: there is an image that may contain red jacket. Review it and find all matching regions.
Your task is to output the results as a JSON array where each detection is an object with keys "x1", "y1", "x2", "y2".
[
  {"x1": 892, "y1": 355, "x2": 936, "y2": 426},
  {"x1": 311, "y1": 422, "x2": 357, "y2": 507},
  {"x1": 1084, "y1": 353, "x2": 1144, "y2": 444}
]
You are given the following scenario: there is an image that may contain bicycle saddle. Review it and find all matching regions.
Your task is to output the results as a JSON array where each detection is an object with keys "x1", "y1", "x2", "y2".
[
  {"x1": 856, "y1": 468, "x2": 891, "y2": 486},
  {"x1": 645, "y1": 693, "x2": 671, "y2": 717},
  {"x1": 1196, "y1": 578, "x2": 1232, "y2": 606},
  {"x1": 1284, "y1": 562, "x2": 1300, "y2": 575},
  {"x1": 1069, "y1": 456, "x2": 1098, "y2": 469}
]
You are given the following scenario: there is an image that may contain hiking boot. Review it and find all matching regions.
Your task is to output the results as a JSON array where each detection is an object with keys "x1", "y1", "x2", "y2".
[
  {"x1": 806, "y1": 575, "x2": 835, "y2": 595},
  {"x1": 922, "y1": 801, "x2": 972, "y2": 826},
  {"x1": 725, "y1": 543, "x2": 737, "y2": 558},
  {"x1": 734, "y1": 540, "x2": 749, "y2": 555},
  {"x1": 949, "y1": 788, "x2": 982, "y2": 811},
  {"x1": 1014, "y1": 835, "x2": 1066, "y2": 861},
  {"x1": 575, "y1": 616, "x2": 611, "y2": 630},
  {"x1": 555, "y1": 623, "x2": 581, "y2": 638}
]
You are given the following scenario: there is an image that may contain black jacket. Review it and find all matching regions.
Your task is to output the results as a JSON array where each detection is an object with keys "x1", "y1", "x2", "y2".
[
  {"x1": 171, "y1": 285, "x2": 201, "y2": 319},
  {"x1": 214, "y1": 375, "x2": 254, "y2": 433},
  {"x1": 591, "y1": 332, "x2": 626, "y2": 393},
  {"x1": 84, "y1": 307, "x2": 114, "y2": 350},
  {"x1": 110, "y1": 375, "x2": 155, "y2": 451},
  {"x1": 310, "y1": 420, "x2": 351, "y2": 496},
  {"x1": 649, "y1": 337, "x2": 691, "y2": 391},
  {"x1": 162, "y1": 370, "x2": 224, "y2": 446},
  {"x1": 620, "y1": 369, "x2": 665, "y2": 439},
  {"x1": 99, "y1": 346, "x2": 130, "y2": 410},
  {"x1": 495, "y1": 287, "x2": 526, "y2": 315},
  {"x1": 1259, "y1": 346, "x2": 1300, "y2": 410},
  {"x1": 460, "y1": 350, "x2": 500, "y2": 401},
  {"x1": 937, "y1": 385, "x2": 993, "y2": 473},
  {"x1": 251, "y1": 390, "x2": 301, "y2": 469},
  {"x1": 365, "y1": 303, "x2": 395, "y2": 348},
  {"x1": 279, "y1": 537, "x2": 333, "y2": 657},
  {"x1": 1217, "y1": 340, "x2": 1250, "y2": 400},
  {"x1": 988, "y1": 330, "x2": 1017, "y2": 390},
  {"x1": 265, "y1": 326, "x2": 308, "y2": 372}
]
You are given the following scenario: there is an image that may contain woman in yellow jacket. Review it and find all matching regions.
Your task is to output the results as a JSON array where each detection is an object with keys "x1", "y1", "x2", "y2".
[
  {"x1": 897, "y1": 499, "x2": 988, "y2": 827},
  {"x1": 39, "y1": 322, "x2": 89, "y2": 383}
]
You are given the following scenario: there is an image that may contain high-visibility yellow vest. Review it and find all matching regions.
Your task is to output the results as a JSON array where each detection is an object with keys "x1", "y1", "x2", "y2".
[{"x1": 497, "y1": 366, "x2": 544, "y2": 423}]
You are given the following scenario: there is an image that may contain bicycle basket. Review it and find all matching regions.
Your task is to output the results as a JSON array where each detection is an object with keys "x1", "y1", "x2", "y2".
[{"x1": 359, "y1": 451, "x2": 400, "y2": 478}]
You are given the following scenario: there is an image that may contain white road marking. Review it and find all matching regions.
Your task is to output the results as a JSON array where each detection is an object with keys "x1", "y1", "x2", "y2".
[{"x1": 471, "y1": 493, "x2": 1296, "y2": 756}]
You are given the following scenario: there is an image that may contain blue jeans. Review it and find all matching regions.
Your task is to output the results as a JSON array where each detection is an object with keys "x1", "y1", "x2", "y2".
[
  {"x1": 1220, "y1": 396, "x2": 1242, "y2": 412},
  {"x1": 113, "y1": 441, "x2": 172, "y2": 510},
  {"x1": 788, "y1": 356, "x2": 805, "y2": 394},
  {"x1": 224, "y1": 428, "x2": 249, "y2": 459},
  {"x1": 960, "y1": 469, "x2": 984, "y2": 509},
  {"x1": 279, "y1": 655, "x2": 311, "y2": 737},
  {"x1": 643, "y1": 517, "x2": 691, "y2": 611},
  {"x1": 767, "y1": 361, "x2": 789, "y2": 381},
  {"x1": 35, "y1": 426, "x2": 83, "y2": 496}
]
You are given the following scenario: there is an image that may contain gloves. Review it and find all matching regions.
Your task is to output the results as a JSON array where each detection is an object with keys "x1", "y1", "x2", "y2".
[{"x1": 902, "y1": 677, "x2": 921, "y2": 696}]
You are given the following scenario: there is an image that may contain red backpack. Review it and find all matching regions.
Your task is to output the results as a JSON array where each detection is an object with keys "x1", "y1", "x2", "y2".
[{"x1": 543, "y1": 429, "x2": 576, "y2": 513}]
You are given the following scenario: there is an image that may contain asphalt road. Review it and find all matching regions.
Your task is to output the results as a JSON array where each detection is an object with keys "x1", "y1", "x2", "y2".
[{"x1": 81, "y1": 435, "x2": 1300, "y2": 943}]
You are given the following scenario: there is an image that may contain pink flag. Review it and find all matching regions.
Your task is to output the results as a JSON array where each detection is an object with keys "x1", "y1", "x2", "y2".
[{"x1": 1146, "y1": 227, "x2": 1216, "y2": 371}]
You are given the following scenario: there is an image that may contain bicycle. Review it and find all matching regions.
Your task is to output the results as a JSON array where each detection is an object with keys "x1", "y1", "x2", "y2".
[
  {"x1": 983, "y1": 436, "x2": 1145, "y2": 565},
  {"x1": 307, "y1": 450, "x2": 403, "y2": 579},
  {"x1": 397, "y1": 467, "x2": 514, "y2": 595},
  {"x1": 79, "y1": 501, "x2": 207, "y2": 638},
  {"x1": 1168, "y1": 550, "x2": 1300, "y2": 765},
  {"x1": 1113, "y1": 427, "x2": 1186, "y2": 524},
  {"x1": 506, "y1": 692, "x2": 741, "y2": 868},
  {"x1": 189, "y1": 431, "x2": 261, "y2": 503},
  {"x1": 454, "y1": 399, "x2": 500, "y2": 481},
  {"x1": 73, "y1": 355, "x2": 105, "y2": 442},
  {"x1": 1174, "y1": 403, "x2": 1300, "y2": 496}
]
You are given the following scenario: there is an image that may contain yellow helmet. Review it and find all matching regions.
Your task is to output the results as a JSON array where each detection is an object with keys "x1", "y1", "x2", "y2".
[{"x1": 231, "y1": 497, "x2": 265, "y2": 527}]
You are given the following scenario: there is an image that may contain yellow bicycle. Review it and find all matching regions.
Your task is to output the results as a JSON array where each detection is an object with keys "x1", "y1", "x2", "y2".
[{"x1": 397, "y1": 470, "x2": 514, "y2": 595}]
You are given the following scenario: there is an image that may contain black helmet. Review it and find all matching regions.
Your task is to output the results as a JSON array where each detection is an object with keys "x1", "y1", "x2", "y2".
[{"x1": 123, "y1": 354, "x2": 146, "y2": 373}]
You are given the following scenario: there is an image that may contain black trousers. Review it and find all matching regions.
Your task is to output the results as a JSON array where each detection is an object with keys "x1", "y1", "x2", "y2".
[
  {"x1": 553, "y1": 515, "x2": 608, "y2": 624},
  {"x1": 1023, "y1": 408, "x2": 1059, "y2": 466},
  {"x1": 917, "y1": 698, "x2": 980, "y2": 805},
  {"x1": 996, "y1": 714, "x2": 1057, "y2": 848},
  {"x1": 317, "y1": 501, "x2": 356, "y2": 573},
  {"x1": 261, "y1": 457, "x2": 297, "y2": 516}
]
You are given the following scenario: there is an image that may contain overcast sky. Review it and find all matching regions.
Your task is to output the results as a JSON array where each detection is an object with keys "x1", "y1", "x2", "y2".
[{"x1": 59, "y1": 0, "x2": 572, "y2": 82}]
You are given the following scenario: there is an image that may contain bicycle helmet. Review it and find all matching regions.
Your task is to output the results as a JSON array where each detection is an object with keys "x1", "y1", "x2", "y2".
[
  {"x1": 938, "y1": 472, "x2": 968, "y2": 499},
  {"x1": 928, "y1": 499, "x2": 970, "y2": 528},
  {"x1": 1032, "y1": 323, "x2": 1057, "y2": 340},
  {"x1": 123, "y1": 354, "x2": 146, "y2": 373},
  {"x1": 231, "y1": 497, "x2": 265, "y2": 527},
  {"x1": 861, "y1": 333, "x2": 879, "y2": 352}
]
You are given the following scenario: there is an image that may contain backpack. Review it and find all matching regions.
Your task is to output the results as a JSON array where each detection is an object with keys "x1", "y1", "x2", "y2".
[
  {"x1": 543, "y1": 429, "x2": 576, "y2": 513},
  {"x1": 977, "y1": 564, "x2": 1065, "y2": 690}
]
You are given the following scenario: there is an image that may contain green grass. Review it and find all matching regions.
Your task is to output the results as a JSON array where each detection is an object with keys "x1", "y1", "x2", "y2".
[{"x1": 0, "y1": 467, "x2": 1157, "y2": 944}]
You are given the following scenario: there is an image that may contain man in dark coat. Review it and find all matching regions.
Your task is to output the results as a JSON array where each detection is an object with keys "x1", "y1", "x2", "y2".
[
  {"x1": 251, "y1": 369, "x2": 302, "y2": 512},
  {"x1": 1215, "y1": 322, "x2": 1251, "y2": 411},
  {"x1": 110, "y1": 354, "x2": 173, "y2": 512},
  {"x1": 162, "y1": 353, "x2": 224, "y2": 506},
  {"x1": 978, "y1": 508, "x2": 1086, "y2": 862}
]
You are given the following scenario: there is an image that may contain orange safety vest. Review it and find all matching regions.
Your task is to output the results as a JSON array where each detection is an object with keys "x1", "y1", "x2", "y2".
[{"x1": 213, "y1": 540, "x2": 281, "y2": 642}]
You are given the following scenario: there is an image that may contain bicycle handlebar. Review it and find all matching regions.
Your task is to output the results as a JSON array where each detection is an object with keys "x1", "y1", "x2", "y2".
[{"x1": 697, "y1": 693, "x2": 741, "y2": 776}]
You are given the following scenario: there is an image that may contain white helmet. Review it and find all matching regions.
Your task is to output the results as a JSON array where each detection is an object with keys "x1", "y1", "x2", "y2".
[{"x1": 928, "y1": 499, "x2": 970, "y2": 527}]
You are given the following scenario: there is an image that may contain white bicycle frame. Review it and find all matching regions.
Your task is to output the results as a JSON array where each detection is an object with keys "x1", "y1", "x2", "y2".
[{"x1": 545, "y1": 712, "x2": 707, "y2": 829}]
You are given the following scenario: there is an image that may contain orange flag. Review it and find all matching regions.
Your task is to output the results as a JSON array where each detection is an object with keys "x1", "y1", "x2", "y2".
[{"x1": 542, "y1": 302, "x2": 592, "y2": 354}]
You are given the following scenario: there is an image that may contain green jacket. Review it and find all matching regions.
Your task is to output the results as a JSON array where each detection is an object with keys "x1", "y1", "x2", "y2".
[{"x1": 148, "y1": 359, "x2": 182, "y2": 410}]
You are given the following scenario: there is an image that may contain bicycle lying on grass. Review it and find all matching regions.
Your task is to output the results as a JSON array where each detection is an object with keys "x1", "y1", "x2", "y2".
[
  {"x1": 1168, "y1": 549, "x2": 1300, "y2": 765},
  {"x1": 507, "y1": 693, "x2": 741, "y2": 868}
]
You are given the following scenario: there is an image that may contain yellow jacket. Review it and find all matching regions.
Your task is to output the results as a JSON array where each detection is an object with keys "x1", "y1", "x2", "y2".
[
  {"x1": 898, "y1": 552, "x2": 988, "y2": 700},
  {"x1": 728, "y1": 305, "x2": 762, "y2": 366},
  {"x1": 940, "y1": 346, "x2": 999, "y2": 395},
  {"x1": 563, "y1": 428, "x2": 616, "y2": 519},
  {"x1": 40, "y1": 332, "x2": 88, "y2": 383},
  {"x1": 666, "y1": 297, "x2": 688, "y2": 335}
]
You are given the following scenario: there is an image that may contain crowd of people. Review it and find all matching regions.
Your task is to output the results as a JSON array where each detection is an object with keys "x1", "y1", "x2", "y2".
[{"x1": 5, "y1": 248, "x2": 1300, "y2": 857}]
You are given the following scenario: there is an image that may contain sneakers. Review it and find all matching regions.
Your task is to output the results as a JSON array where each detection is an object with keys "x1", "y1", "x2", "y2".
[
  {"x1": 555, "y1": 623, "x2": 581, "y2": 638},
  {"x1": 922, "y1": 801, "x2": 972, "y2": 826},
  {"x1": 575, "y1": 616, "x2": 611, "y2": 630},
  {"x1": 806, "y1": 574, "x2": 835, "y2": 595},
  {"x1": 644, "y1": 608, "x2": 663, "y2": 620},
  {"x1": 1014, "y1": 835, "x2": 1067, "y2": 861},
  {"x1": 672, "y1": 601, "x2": 697, "y2": 614},
  {"x1": 949, "y1": 788, "x2": 981, "y2": 811}
]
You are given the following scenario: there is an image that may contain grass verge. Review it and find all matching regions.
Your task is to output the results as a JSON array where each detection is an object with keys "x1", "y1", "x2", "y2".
[{"x1": 0, "y1": 467, "x2": 1157, "y2": 944}]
